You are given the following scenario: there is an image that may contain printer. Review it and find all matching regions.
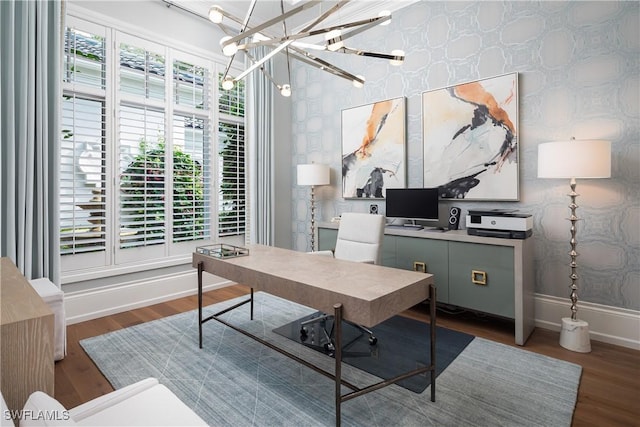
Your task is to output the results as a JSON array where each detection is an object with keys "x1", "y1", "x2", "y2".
[{"x1": 465, "y1": 209, "x2": 532, "y2": 239}]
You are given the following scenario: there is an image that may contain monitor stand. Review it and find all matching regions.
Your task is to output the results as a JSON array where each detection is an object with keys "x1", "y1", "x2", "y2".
[
  {"x1": 385, "y1": 220, "x2": 424, "y2": 230},
  {"x1": 402, "y1": 224, "x2": 424, "y2": 230}
]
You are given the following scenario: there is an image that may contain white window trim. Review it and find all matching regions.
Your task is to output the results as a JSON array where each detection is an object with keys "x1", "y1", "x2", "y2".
[{"x1": 61, "y1": 10, "x2": 247, "y2": 285}]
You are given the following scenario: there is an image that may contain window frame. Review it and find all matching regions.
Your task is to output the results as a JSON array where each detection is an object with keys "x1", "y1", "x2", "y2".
[{"x1": 60, "y1": 14, "x2": 246, "y2": 283}]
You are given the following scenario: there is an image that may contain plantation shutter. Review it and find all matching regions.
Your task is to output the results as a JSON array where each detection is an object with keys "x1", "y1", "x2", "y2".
[
  {"x1": 60, "y1": 25, "x2": 108, "y2": 259},
  {"x1": 171, "y1": 59, "x2": 211, "y2": 244},
  {"x1": 118, "y1": 106, "x2": 166, "y2": 248},
  {"x1": 171, "y1": 115, "x2": 211, "y2": 243},
  {"x1": 218, "y1": 75, "x2": 246, "y2": 237},
  {"x1": 117, "y1": 39, "x2": 167, "y2": 251}
]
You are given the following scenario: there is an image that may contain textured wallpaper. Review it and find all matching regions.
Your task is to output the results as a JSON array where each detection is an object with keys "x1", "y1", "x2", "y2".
[{"x1": 290, "y1": 1, "x2": 639, "y2": 311}]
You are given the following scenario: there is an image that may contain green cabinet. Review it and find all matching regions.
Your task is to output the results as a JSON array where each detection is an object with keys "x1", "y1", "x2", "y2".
[
  {"x1": 395, "y1": 236, "x2": 449, "y2": 303},
  {"x1": 448, "y1": 242, "x2": 515, "y2": 318},
  {"x1": 317, "y1": 224, "x2": 534, "y2": 345}
]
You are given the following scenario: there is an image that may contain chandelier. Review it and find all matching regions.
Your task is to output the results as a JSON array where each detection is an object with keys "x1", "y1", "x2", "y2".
[{"x1": 196, "y1": 0, "x2": 405, "y2": 97}]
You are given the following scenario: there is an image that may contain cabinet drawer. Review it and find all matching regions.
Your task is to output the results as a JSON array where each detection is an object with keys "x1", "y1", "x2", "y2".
[
  {"x1": 396, "y1": 237, "x2": 448, "y2": 303},
  {"x1": 449, "y1": 242, "x2": 514, "y2": 318}
]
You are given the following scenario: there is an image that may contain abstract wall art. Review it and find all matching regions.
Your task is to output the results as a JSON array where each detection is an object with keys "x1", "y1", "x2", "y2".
[
  {"x1": 422, "y1": 73, "x2": 519, "y2": 201},
  {"x1": 341, "y1": 97, "x2": 406, "y2": 199}
]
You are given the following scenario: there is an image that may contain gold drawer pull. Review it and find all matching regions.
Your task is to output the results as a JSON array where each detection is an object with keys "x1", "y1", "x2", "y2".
[
  {"x1": 471, "y1": 270, "x2": 487, "y2": 285},
  {"x1": 413, "y1": 261, "x2": 427, "y2": 273}
]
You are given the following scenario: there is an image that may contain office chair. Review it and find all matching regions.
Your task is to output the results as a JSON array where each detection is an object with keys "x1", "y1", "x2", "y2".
[{"x1": 301, "y1": 212, "x2": 385, "y2": 351}]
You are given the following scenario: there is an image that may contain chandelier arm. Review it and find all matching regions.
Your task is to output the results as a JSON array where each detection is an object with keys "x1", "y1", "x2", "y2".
[
  {"x1": 240, "y1": 0, "x2": 259, "y2": 31},
  {"x1": 241, "y1": 23, "x2": 282, "y2": 88},
  {"x1": 235, "y1": 40, "x2": 293, "y2": 81},
  {"x1": 221, "y1": 0, "x2": 322, "y2": 48},
  {"x1": 221, "y1": 58, "x2": 236, "y2": 81},
  {"x1": 281, "y1": 0, "x2": 292, "y2": 88},
  {"x1": 297, "y1": 0, "x2": 351, "y2": 32},
  {"x1": 341, "y1": 47, "x2": 402, "y2": 61},
  {"x1": 246, "y1": 50, "x2": 280, "y2": 87},
  {"x1": 286, "y1": 47, "x2": 361, "y2": 84},
  {"x1": 162, "y1": 0, "x2": 210, "y2": 22},
  {"x1": 332, "y1": 15, "x2": 390, "y2": 45},
  {"x1": 238, "y1": 16, "x2": 387, "y2": 50}
]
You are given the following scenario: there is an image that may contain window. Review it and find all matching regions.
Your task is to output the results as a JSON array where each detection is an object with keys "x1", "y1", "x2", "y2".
[
  {"x1": 60, "y1": 17, "x2": 245, "y2": 277},
  {"x1": 60, "y1": 23, "x2": 108, "y2": 270},
  {"x1": 218, "y1": 75, "x2": 245, "y2": 236}
]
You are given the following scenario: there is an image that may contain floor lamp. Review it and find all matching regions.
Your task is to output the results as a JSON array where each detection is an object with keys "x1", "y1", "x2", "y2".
[
  {"x1": 537, "y1": 138, "x2": 611, "y2": 353},
  {"x1": 297, "y1": 164, "x2": 330, "y2": 252}
]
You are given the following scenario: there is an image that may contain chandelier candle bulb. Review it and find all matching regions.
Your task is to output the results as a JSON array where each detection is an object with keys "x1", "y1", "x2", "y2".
[
  {"x1": 390, "y1": 50, "x2": 405, "y2": 66},
  {"x1": 208, "y1": 6, "x2": 223, "y2": 24},
  {"x1": 280, "y1": 84, "x2": 291, "y2": 97},
  {"x1": 221, "y1": 77, "x2": 234, "y2": 90},
  {"x1": 220, "y1": 36, "x2": 238, "y2": 56}
]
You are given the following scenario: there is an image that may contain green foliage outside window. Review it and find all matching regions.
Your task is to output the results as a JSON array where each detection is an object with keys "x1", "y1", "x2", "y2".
[{"x1": 120, "y1": 140, "x2": 204, "y2": 244}]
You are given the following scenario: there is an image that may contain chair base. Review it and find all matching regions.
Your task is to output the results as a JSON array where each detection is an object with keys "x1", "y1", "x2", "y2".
[{"x1": 300, "y1": 313, "x2": 377, "y2": 353}]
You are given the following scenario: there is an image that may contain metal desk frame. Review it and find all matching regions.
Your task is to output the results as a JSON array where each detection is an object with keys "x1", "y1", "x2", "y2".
[{"x1": 196, "y1": 261, "x2": 436, "y2": 427}]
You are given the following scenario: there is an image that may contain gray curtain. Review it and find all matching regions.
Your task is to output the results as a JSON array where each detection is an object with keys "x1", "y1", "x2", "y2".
[
  {"x1": 0, "y1": 0, "x2": 61, "y2": 285},
  {"x1": 247, "y1": 47, "x2": 275, "y2": 245}
]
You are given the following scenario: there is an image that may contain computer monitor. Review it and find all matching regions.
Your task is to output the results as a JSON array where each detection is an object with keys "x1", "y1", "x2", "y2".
[{"x1": 385, "y1": 188, "x2": 439, "y2": 224}]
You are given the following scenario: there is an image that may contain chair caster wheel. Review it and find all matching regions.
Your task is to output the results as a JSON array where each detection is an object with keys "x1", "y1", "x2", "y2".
[
  {"x1": 369, "y1": 336, "x2": 377, "y2": 345},
  {"x1": 300, "y1": 334, "x2": 308, "y2": 342},
  {"x1": 324, "y1": 343, "x2": 335, "y2": 352}
]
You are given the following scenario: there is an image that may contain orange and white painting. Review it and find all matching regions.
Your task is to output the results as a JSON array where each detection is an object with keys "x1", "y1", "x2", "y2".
[
  {"x1": 341, "y1": 97, "x2": 406, "y2": 199},
  {"x1": 422, "y1": 73, "x2": 519, "y2": 201}
]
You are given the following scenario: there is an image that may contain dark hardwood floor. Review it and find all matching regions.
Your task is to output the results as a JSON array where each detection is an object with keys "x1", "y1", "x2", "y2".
[{"x1": 55, "y1": 285, "x2": 640, "y2": 426}]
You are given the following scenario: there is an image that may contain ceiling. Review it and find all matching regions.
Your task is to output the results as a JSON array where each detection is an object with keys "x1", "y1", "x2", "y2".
[{"x1": 166, "y1": 0, "x2": 419, "y2": 34}]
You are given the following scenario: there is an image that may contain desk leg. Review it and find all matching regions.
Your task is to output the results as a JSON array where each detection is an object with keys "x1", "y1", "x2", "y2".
[
  {"x1": 430, "y1": 283, "x2": 437, "y2": 402},
  {"x1": 334, "y1": 303, "x2": 343, "y2": 427},
  {"x1": 250, "y1": 288, "x2": 254, "y2": 320},
  {"x1": 198, "y1": 261, "x2": 204, "y2": 349}
]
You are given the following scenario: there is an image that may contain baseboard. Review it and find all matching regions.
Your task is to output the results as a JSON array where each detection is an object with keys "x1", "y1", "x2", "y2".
[
  {"x1": 64, "y1": 276, "x2": 640, "y2": 350},
  {"x1": 64, "y1": 270, "x2": 231, "y2": 325},
  {"x1": 534, "y1": 294, "x2": 640, "y2": 350}
]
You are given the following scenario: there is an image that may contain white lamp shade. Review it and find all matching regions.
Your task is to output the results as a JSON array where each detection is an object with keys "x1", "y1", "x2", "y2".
[
  {"x1": 297, "y1": 164, "x2": 330, "y2": 186},
  {"x1": 538, "y1": 139, "x2": 611, "y2": 179}
]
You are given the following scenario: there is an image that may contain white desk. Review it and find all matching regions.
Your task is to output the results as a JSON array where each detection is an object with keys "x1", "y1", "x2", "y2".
[{"x1": 193, "y1": 244, "x2": 436, "y2": 427}]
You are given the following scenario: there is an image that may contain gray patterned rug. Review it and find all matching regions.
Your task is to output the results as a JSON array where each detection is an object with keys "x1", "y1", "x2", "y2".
[{"x1": 80, "y1": 292, "x2": 582, "y2": 427}]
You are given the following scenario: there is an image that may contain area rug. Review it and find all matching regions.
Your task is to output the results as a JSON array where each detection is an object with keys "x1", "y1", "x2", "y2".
[
  {"x1": 80, "y1": 292, "x2": 582, "y2": 427},
  {"x1": 273, "y1": 311, "x2": 475, "y2": 392}
]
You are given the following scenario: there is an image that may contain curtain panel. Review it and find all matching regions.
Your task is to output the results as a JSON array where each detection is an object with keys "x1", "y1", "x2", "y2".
[
  {"x1": 0, "y1": 0, "x2": 61, "y2": 284},
  {"x1": 247, "y1": 47, "x2": 275, "y2": 246}
]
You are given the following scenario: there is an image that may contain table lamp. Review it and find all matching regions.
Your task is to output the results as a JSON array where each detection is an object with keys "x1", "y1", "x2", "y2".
[
  {"x1": 297, "y1": 163, "x2": 330, "y2": 251},
  {"x1": 537, "y1": 138, "x2": 611, "y2": 353}
]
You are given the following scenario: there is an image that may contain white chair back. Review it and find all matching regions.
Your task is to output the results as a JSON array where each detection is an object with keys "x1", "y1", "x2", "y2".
[{"x1": 333, "y1": 213, "x2": 385, "y2": 265}]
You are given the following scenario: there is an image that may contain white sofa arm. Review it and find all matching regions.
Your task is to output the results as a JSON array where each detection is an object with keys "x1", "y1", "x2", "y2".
[
  {"x1": 20, "y1": 378, "x2": 206, "y2": 427},
  {"x1": 68, "y1": 378, "x2": 159, "y2": 421},
  {"x1": 19, "y1": 392, "x2": 75, "y2": 426}
]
